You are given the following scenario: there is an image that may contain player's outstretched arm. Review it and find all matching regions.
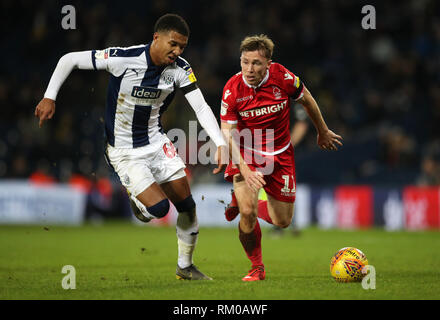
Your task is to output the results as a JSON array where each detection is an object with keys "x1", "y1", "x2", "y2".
[
  {"x1": 296, "y1": 86, "x2": 343, "y2": 151},
  {"x1": 184, "y1": 88, "x2": 229, "y2": 173},
  {"x1": 35, "y1": 51, "x2": 95, "y2": 127}
]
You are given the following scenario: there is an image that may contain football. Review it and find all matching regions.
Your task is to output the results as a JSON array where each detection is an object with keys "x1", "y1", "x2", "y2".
[{"x1": 330, "y1": 247, "x2": 369, "y2": 282}]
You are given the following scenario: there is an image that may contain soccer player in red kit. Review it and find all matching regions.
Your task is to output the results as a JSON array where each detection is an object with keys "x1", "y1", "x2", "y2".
[{"x1": 217, "y1": 35, "x2": 343, "y2": 281}]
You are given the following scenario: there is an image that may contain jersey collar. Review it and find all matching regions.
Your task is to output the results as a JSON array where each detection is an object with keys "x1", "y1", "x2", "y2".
[{"x1": 242, "y1": 69, "x2": 270, "y2": 89}]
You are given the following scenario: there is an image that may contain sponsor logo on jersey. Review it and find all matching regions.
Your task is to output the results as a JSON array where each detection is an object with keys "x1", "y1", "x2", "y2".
[
  {"x1": 220, "y1": 101, "x2": 229, "y2": 116},
  {"x1": 224, "y1": 89, "x2": 232, "y2": 100},
  {"x1": 236, "y1": 95, "x2": 253, "y2": 103},
  {"x1": 131, "y1": 86, "x2": 162, "y2": 99},
  {"x1": 239, "y1": 100, "x2": 287, "y2": 118},
  {"x1": 188, "y1": 71, "x2": 197, "y2": 83},
  {"x1": 284, "y1": 72, "x2": 301, "y2": 88},
  {"x1": 182, "y1": 65, "x2": 196, "y2": 83},
  {"x1": 284, "y1": 72, "x2": 293, "y2": 81},
  {"x1": 95, "y1": 49, "x2": 110, "y2": 60}
]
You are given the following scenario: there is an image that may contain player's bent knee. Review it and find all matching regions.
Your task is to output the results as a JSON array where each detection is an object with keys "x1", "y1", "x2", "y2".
[
  {"x1": 147, "y1": 199, "x2": 170, "y2": 218},
  {"x1": 278, "y1": 221, "x2": 291, "y2": 229},
  {"x1": 174, "y1": 195, "x2": 196, "y2": 213},
  {"x1": 273, "y1": 218, "x2": 292, "y2": 229},
  {"x1": 240, "y1": 209, "x2": 256, "y2": 218},
  {"x1": 239, "y1": 205, "x2": 257, "y2": 218}
]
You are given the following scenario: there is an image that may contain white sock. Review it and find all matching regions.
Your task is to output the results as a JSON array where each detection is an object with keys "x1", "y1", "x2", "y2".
[
  {"x1": 177, "y1": 239, "x2": 195, "y2": 269},
  {"x1": 176, "y1": 209, "x2": 199, "y2": 269}
]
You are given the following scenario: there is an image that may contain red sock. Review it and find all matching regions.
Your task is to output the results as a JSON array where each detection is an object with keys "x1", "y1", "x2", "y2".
[
  {"x1": 239, "y1": 219, "x2": 264, "y2": 268},
  {"x1": 257, "y1": 200, "x2": 273, "y2": 224}
]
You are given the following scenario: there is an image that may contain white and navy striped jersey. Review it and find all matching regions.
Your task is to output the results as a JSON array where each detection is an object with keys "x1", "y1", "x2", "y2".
[{"x1": 91, "y1": 43, "x2": 197, "y2": 148}]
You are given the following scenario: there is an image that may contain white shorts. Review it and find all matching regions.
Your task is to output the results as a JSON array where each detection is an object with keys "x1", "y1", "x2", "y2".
[{"x1": 106, "y1": 135, "x2": 186, "y2": 197}]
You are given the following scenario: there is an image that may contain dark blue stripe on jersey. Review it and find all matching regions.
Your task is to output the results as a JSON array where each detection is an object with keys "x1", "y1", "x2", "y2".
[
  {"x1": 131, "y1": 43, "x2": 165, "y2": 147},
  {"x1": 105, "y1": 70, "x2": 126, "y2": 146},
  {"x1": 109, "y1": 46, "x2": 146, "y2": 58},
  {"x1": 176, "y1": 57, "x2": 190, "y2": 71},
  {"x1": 91, "y1": 50, "x2": 97, "y2": 70},
  {"x1": 158, "y1": 88, "x2": 176, "y2": 134},
  {"x1": 132, "y1": 105, "x2": 152, "y2": 147}
]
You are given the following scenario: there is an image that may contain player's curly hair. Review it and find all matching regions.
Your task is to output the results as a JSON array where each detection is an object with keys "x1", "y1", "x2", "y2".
[
  {"x1": 240, "y1": 34, "x2": 274, "y2": 59},
  {"x1": 154, "y1": 13, "x2": 190, "y2": 37}
]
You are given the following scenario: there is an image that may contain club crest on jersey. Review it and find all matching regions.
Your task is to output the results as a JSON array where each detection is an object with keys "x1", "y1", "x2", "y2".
[
  {"x1": 162, "y1": 73, "x2": 174, "y2": 85},
  {"x1": 272, "y1": 86, "x2": 282, "y2": 99},
  {"x1": 163, "y1": 142, "x2": 177, "y2": 158},
  {"x1": 131, "y1": 86, "x2": 162, "y2": 99}
]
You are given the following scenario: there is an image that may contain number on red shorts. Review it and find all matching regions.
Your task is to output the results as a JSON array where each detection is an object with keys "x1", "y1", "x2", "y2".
[{"x1": 281, "y1": 175, "x2": 296, "y2": 193}]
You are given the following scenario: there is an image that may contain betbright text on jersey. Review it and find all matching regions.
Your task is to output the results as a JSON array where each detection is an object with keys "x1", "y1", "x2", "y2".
[
  {"x1": 220, "y1": 63, "x2": 304, "y2": 155},
  {"x1": 92, "y1": 44, "x2": 197, "y2": 148}
]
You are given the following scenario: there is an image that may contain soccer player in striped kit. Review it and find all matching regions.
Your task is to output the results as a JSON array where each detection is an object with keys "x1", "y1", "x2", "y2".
[
  {"x1": 35, "y1": 14, "x2": 227, "y2": 280},
  {"x1": 218, "y1": 35, "x2": 343, "y2": 281}
]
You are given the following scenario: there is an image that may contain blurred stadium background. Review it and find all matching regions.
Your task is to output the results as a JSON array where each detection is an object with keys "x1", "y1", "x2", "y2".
[{"x1": 0, "y1": 0, "x2": 439, "y2": 230}]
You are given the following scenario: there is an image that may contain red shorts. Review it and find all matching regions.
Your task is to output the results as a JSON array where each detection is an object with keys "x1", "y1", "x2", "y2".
[{"x1": 224, "y1": 144, "x2": 296, "y2": 203}]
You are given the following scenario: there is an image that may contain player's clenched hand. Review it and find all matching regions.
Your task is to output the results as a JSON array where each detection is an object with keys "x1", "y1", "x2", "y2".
[
  {"x1": 213, "y1": 145, "x2": 229, "y2": 174},
  {"x1": 35, "y1": 98, "x2": 56, "y2": 128},
  {"x1": 242, "y1": 167, "x2": 266, "y2": 192},
  {"x1": 317, "y1": 129, "x2": 343, "y2": 151}
]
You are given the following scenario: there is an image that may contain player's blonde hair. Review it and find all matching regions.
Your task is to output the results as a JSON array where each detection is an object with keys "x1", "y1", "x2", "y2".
[{"x1": 240, "y1": 34, "x2": 274, "y2": 59}]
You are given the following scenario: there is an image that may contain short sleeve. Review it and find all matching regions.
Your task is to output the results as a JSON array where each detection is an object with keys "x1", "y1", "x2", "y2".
[
  {"x1": 92, "y1": 46, "x2": 143, "y2": 77},
  {"x1": 175, "y1": 57, "x2": 197, "y2": 89},
  {"x1": 220, "y1": 81, "x2": 238, "y2": 124},
  {"x1": 281, "y1": 67, "x2": 305, "y2": 101}
]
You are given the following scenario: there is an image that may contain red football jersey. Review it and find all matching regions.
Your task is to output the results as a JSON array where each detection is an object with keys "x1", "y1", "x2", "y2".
[{"x1": 220, "y1": 62, "x2": 304, "y2": 155}]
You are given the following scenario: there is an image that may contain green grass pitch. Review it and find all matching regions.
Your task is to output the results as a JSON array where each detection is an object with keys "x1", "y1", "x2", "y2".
[{"x1": 0, "y1": 221, "x2": 439, "y2": 300}]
